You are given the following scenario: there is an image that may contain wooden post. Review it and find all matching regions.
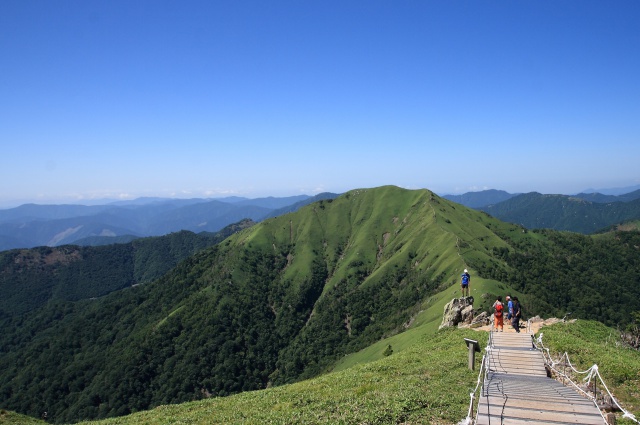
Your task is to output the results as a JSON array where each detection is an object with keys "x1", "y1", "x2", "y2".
[
  {"x1": 470, "y1": 396, "x2": 474, "y2": 420},
  {"x1": 605, "y1": 412, "x2": 616, "y2": 425},
  {"x1": 464, "y1": 338, "x2": 480, "y2": 370}
]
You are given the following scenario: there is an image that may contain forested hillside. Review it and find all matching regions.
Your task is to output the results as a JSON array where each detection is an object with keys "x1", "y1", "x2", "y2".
[
  {"x1": 0, "y1": 220, "x2": 254, "y2": 317},
  {"x1": 1, "y1": 186, "x2": 639, "y2": 423},
  {"x1": 479, "y1": 227, "x2": 640, "y2": 325},
  {"x1": 479, "y1": 192, "x2": 640, "y2": 233}
]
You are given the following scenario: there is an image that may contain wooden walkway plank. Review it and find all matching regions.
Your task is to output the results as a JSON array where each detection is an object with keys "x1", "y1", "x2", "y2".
[
  {"x1": 481, "y1": 396, "x2": 598, "y2": 412},
  {"x1": 476, "y1": 414, "x2": 604, "y2": 425},
  {"x1": 484, "y1": 383, "x2": 589, "y2": 403},
  {"x1": 477, "y1": 406, "x2": 604, "y2": 424},
  {"x1": 475, "y1": 332, "x2": 604, "y2": 425}
]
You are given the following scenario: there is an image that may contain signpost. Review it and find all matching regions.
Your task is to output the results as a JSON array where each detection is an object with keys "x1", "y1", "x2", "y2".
[{"x1": 464, "y1": 338, "x2": 480, "y2": 370}]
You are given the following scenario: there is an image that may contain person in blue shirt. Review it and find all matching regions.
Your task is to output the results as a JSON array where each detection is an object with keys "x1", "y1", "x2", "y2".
[
  {"x1": 506, "y1": 295, "x2": 514, "y2": 321},
  {"x1": 460, "y1": 269, "x2": 470, "y2": 297}
]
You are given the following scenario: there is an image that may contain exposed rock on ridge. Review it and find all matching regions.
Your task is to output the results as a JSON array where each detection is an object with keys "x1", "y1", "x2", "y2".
[{"x1": 439, "y1": 297, "x2": 475, "y2": 329}]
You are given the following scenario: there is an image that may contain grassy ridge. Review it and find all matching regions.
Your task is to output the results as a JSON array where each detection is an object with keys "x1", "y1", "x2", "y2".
[{"x1": 234, "y1": 186, "x2": 511, "y2": 298}]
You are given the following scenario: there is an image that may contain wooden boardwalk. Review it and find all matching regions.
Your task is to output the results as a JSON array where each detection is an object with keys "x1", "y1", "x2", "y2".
[{"x1": 476, "y1": 332, "x2": 604, "y2": 425}]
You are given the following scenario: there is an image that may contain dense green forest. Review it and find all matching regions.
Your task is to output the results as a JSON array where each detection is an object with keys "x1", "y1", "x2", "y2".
[
  {"x1": 1, "y1": 187, "x2": 638, "y2": 423},
  {"x1": 479, "y1": 192, "x2": 640, "y2": 234},
  {"x1": 483, "y1": 228, "x2": 640, "y2": 326},
  {"x1": 0, "y1": 220, "x2": 254, "y2": 317}
]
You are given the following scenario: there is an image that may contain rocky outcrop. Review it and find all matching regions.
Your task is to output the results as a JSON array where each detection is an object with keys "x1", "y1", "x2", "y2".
[
  {"x1": 469, "y1": 311, "x2": 490, "y2": 328},
  {"x1": 439, "y1": 297, "x2": 475, "y2": 329}
]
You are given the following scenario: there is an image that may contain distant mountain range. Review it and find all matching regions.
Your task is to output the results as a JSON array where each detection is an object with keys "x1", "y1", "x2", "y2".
[
  {"x1": 0, "y1": 193, "x2": 339, "y2": 250},
  {"x1": 579, "y1": 183, "x2": 640, "y2": 196},
  {"x1": 3, "y1": 184, "x2": 640, "y2": 252},
  {"x1": 443, "y1": 188, "x2": 640, "y2": 234}
]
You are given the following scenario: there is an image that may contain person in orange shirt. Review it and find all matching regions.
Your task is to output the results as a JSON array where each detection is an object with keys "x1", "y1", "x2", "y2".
[{"x1": 493, "y1": 296, "x2": 504, "y2": 332}]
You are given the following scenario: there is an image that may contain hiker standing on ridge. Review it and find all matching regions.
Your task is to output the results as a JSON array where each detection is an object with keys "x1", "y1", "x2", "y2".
[
  {"x1": 461, "y1": 269, "x2": 471, "y2": 297},
  {"x1": 506, "y1": 295, "x2": 513, "y2": 322}
]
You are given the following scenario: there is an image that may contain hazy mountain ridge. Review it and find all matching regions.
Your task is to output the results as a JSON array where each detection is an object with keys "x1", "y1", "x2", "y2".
[
  {"x1": 442, "y1": 189, "x2": 519, "y2": 207},
  {"x1": 580, "y1": 184, "x2": 640, "y2": 195},
  {"x1": 1, "y1": 186, "x2": 639, "y2": 423},
  {"x1": 3, "y1": 187, "x2": 638, "y2": 249},
  {"x1": 0, "y1": 195, "x2": 328, "y2": 251}
]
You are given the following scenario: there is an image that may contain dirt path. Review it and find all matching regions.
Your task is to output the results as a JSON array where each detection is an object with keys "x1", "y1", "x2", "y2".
[{"x1": 472, "y1": 317, "x2": 567, "y2": 335}]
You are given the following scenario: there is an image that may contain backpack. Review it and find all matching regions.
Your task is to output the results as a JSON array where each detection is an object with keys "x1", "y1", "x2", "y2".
[
  {"x1": 461, "y1": 273, "x2": 469, "y2": 285},
  {"x1": 495, "y1": 303, "x2": 503, "y2": 317}
]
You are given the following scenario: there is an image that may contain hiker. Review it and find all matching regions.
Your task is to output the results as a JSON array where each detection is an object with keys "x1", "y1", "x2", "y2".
[
  {"x1": 460, "y1": 269, "x2": 471, "y2": 297},
  {"x1": 506, "y1": 295, "x2": 513, "y2": 321},
  {"x1": 511, "y1": 297, "x2": 522, "y2": 333},
  {"x1": 493, "y1": 296, "x2": 504, "y2": 332}
]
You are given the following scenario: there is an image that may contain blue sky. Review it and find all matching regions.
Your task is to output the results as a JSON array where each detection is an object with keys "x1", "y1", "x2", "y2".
[{"x1": 1, "y1": 1, "x2": 639, "y2": 207}]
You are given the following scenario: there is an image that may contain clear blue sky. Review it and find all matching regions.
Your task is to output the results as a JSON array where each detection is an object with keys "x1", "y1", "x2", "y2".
[{"x1": 1, "y1": 1, "x2": 639, "y2": 207}]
